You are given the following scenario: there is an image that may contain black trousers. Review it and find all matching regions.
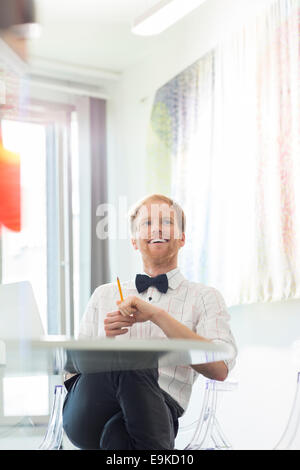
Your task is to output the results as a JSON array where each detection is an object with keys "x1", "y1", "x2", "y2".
[{"x1": 62, "y1": 368, "x2": 184, "y2": 450}]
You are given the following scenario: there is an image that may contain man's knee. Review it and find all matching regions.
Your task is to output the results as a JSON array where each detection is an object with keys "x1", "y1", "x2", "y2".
[
  {"x1": 100, "y1": 411, "x2": 133, "y2": 450},
  {"x1": 100, "y1": 409, "x2": 175, "y2": 450}
]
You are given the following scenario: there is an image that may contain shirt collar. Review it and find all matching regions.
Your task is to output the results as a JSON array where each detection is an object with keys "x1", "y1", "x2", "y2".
[{"x1": 166, "y1": 268, "x2": 185, "y2": 289}]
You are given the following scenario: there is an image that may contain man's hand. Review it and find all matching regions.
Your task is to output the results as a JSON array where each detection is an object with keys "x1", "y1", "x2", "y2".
[
  {"x1": 116, "y1": 295, "x2": 161, "y2": 323},
  {"x1": 104, "y1": 310, "x2": 136, "y2": 337}
]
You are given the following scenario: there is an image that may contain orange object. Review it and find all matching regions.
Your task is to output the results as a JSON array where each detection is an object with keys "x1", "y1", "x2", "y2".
[
  {"x1": 0, "y1": 134, "x2": 21, "y2": 232},
  {"x1": 117, "y1": 277, "x2": 124, "y2": 301}
]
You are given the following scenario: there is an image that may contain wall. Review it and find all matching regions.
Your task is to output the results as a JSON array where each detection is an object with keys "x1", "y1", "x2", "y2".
[
  {"x1": 106, "y1": 0, "x2": 300, "y2": 450},
  {"x1": 175, "y1": 298, "x2": 300, "y2": 450},
  {"x1": 107, "y1": 0, "x2": 277, "y2": 280}
]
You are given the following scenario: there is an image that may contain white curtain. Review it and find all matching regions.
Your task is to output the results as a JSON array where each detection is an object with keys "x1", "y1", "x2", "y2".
[{"x1": 148, "y1": 0, "x2": 300, "y2": 306}]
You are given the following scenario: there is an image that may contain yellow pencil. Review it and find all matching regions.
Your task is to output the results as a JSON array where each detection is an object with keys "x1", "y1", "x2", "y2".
[{"x1": 117, "y1": 277, "x2": 124, "y2": 301}]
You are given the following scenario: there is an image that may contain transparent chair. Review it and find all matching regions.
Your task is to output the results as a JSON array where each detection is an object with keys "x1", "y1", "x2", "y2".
[
  {"x1": 274, "y1": 372, "x2": 300, "y2": 450},
  {"x1": 178, "y1": 379, "x2": 237, "y2": 450},
  {"x1": 39, "y1": 378, "x2": 237, "y2": 450},
  {"x1": 38, "y1": 385, "x2": 66, "y2": 450}
]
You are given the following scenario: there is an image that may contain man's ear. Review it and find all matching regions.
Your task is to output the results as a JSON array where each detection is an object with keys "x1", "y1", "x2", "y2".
[
  {"x1": 131, "y1": 238, "x2": 139, "y2": 251},
  {"x1": 179, "y1": 232, "x2": 186, "y2": 248}
]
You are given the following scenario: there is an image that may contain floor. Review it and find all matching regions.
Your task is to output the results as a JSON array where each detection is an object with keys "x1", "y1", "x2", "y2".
[{"x1": 0, "y1": 422, "x2": 76, "y2": 450}]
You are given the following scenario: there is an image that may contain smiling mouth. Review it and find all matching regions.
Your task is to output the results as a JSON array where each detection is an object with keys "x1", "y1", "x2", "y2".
[{"x1": 148, "y1": 239, "x2": 169, "y2": 244}]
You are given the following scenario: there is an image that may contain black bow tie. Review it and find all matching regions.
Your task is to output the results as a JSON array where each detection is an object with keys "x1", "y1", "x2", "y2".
[{"x1": 135, "y1": 273, "x2": 169, "y2": 294}]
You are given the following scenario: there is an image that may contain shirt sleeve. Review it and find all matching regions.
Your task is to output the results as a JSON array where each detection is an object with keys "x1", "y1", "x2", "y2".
[
  {"x1": 78, "y1": 286, "x2": 106, "y2": 339},
  {"x1": 195, "y1": 286, "x2": 238, "y2": 373}
]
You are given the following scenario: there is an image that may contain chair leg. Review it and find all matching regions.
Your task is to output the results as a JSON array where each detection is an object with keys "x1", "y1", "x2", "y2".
[
  {"x1": 184, "y1": 380, "x2": 216, "y2": 450},
  {"x1": 184, "y1": 380, "x2": 235, "y2": 450},
  {"x1": 38, "y1": 384, "x2": 66, "y2": 450},
  {"x1": 274, "y1": 372, "x2": 300, "y2": 450},
  {"x1": 211, "y1": 416, "x2": 232, "y2": 449}
]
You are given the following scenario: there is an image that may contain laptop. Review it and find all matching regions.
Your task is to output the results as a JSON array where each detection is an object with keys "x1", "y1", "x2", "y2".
[
  {"x1": 0, "y1": 280, "x2": 45, "y2": 342},
  {"x1": 0, "y1": 282, "x2": 49, "y2": 418}
]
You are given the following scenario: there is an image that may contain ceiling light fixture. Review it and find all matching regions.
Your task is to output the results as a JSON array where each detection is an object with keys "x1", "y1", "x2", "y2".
[
  {"x1": 132, "y1": 0, "x2": 207, "y2": 36},
  {"x1": 0, "y1": 0, "x2": 41, "y2": 39},
  {"x1": 10, "y1": 23, "x2": 41, "y2": 39}
]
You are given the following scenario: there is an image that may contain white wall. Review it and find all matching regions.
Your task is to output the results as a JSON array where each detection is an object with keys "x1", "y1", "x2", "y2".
[
  {"x1": 226, "y1": 299, "x2": 300, "y2": 449},
  {"x1": 175, "y1": 299, "x2": 300, "y2": 450},
  {"x1": 107, "y1": 0, "x2": 300, "y2": 450}
]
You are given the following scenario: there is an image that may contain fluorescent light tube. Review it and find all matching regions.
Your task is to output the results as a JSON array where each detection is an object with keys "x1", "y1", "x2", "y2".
[
  {"x1": 132, "y1": 0, "x2": 207, "y2": 36},
  {"x1": 10, "y1": 23, "x2": 42, "y2": 39}
]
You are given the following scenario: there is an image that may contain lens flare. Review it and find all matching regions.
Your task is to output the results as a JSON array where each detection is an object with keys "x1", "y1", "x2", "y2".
[{"x1": 0, "y1": 136, "x2": 21, "y2": 232}]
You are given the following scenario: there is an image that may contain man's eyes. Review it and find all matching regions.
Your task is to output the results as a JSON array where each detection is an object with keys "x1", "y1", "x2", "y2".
[{"x1": 141, "y1": 219, "x2": 173, "y2": 226}]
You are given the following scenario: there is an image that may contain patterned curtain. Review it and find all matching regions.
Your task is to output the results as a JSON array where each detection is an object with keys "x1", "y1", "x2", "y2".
[{"x1": 147, "y1": 0, "x2": 300, "y2": 307}]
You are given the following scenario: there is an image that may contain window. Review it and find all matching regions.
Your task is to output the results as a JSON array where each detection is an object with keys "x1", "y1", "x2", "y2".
[
  {"x1": 1, "y1": 120, "x2": 48, "y2": 330},
  {"x1": 1, "y1": 106, "x2": 77, "y2": 336},
  {"x1": 0, "y1": 106, "x2": 78, "y2": 422}
]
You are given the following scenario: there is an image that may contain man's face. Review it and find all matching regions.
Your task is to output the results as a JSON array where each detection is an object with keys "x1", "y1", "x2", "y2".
[{"x1": 131, "y1": 200, "x2": 185, "y2": 263}]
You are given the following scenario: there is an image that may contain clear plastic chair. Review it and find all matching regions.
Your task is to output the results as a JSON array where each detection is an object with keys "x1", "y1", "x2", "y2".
[
  {"x1": 39, "y1": 378, "x2": 237, "y2": 450},
  {"x1": 179, "y1": 379, "x2": 237, "y2": 450},
  {"x1": 274, "y1": 372, "x2": 300, "y2": 450},
  {"x1": 38, "y1": 385, "x2": 66, "y2": 450}
]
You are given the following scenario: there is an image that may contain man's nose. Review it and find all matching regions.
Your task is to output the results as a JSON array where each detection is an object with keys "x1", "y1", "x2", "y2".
[{"x1": 150, "y1": 221, "x2": 161, "y2": 235}]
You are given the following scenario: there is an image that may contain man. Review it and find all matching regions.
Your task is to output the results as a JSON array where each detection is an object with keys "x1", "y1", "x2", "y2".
[{"x1": 63, "y1": 194, "x2": 237, "y2": 450}]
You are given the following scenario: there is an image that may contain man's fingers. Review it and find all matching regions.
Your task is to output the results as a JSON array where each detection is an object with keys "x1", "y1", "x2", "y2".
[
  {"x1": 105, "y1": 320, "x2": 133, "y2": 329},
  {"x1": 106, "y1": 310, "x2": 134, "y2": 319},
  {"x1": 104, "y1": 316, "x2": 134, "y2": 326},
  {"x1": 106, "y1": 328, "x2": 128, "y2": 337},
  {"x1": 118, "y1": 307, "x2": 132, "y2": 317},
  {"x1": 104, "y1": 306, "x2": 136, "y2": 336},
  {"x1": 106, "y1": 310, "x2": 121, "y2": 317}
]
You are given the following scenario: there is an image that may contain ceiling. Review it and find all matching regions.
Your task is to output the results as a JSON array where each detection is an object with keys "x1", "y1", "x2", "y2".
[
  {"x1": 28, "y1": 0, "x2": 179, "y2": 77},
  {"x1": 27, "y1": 0, "x2": 276, "y2": 97}
]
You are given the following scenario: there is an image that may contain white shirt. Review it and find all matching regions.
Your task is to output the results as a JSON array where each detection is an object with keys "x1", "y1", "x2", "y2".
[{"x1": 79, "y1": 268, "x2": 237, "y2": 410}]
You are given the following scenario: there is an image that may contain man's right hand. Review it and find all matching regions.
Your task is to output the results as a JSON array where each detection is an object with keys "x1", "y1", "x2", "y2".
[{"x1": 104, "y1": 310, "x2": 136, "y2": 337}]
